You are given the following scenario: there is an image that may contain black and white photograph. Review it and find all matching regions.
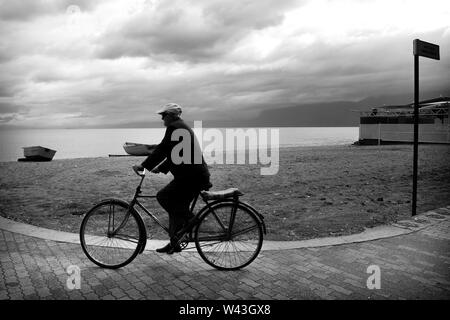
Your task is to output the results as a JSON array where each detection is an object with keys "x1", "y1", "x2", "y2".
[{"x1": 0, "y1": 0, "x2": 449, "y2": 310}]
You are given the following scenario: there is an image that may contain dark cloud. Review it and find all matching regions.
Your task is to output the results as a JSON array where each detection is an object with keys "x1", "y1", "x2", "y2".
[
  {"x1": 0, "y1": 0, "x2": 104, "y2": 21},
  {"x1": 0, "y1": 101, "x2": 29, "y2": 125},
  {"x1": 0, "y1": 0, "x2": 51, "y2": 21},
  {"x1": 0, "y1": 45, "x2": 14, "y2": 63},
  {"x1": 31, "y1": 70, "x2": 66, "y2": 83},
  {"x1": 96, "y1": 0, "x2": 301, "y2": 62},
  {"x1": 0, "y1": 102, "x2": 19, "y2": 114},
  {"x1": 202, "y1": 0, "x2": 298, "y2": 30},
  {"x1": 0, "y1": 0, "x2": 448, "y2": 128},
  {"x1": 0, "y1": 114, "x2": 17, "y2": 123},
  {"x1": 0, "y1": 85, "x2": 15, "y2": 98},
  {"x1": 0, "y1": 77, "x2": 23, "y2": 98},
  {"x1": 98, "y1": 28, "x2": 228, "y2": 62}
]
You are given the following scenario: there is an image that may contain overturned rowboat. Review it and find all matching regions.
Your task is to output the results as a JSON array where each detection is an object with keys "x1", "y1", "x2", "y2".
[
  {"x1": 18, "y1": 146, "x2": 57, "y2": 162},
  {"x1": 123, "y1": 142, "x2": 157, "y2": 156}
]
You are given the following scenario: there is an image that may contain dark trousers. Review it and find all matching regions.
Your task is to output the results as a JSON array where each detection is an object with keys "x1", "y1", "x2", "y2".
[{"x1": 156, "y1": 179, "x2": 201, "y2": 242}]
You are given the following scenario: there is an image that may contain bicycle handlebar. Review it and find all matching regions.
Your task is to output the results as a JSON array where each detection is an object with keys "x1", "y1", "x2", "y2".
[{"x1": 132, "y1": 165, "x2": 146, "y2": 177}]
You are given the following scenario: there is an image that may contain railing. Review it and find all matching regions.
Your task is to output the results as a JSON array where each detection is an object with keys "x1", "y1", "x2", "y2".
[{"x1": 359, "y1": 106, "x2": 449, "y2": 118}]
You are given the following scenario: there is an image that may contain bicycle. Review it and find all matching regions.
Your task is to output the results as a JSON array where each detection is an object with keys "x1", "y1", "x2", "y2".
[{"x1": 80, "y1": 167, "x2": 266, "y2": 270}]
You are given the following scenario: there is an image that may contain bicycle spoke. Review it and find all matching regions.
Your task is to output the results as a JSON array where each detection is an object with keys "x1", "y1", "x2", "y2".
[
  {"x1": 114, "y1": 234, "x2": 140, "y2": 244},
  {"x1": 80, "y1": 200, "x2": 142, "y2": 268},
  {"x1": 230, "y1": 225, "x2": 259, "y2": 238},
  {"x1": 195, "y1": 239, "x2": 227, "y2": 249}
]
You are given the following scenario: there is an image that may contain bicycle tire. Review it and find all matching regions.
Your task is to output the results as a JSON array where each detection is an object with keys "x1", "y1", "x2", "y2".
[
  {"x1": 80, "y1": 199, "x2": 144, "y2": 269},
  {"x1": 194, "y1": 202, "x2": 263, "y2": 270}
]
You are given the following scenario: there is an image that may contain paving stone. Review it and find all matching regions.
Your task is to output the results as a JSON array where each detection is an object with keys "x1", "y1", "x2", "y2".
[
  {"x1": 329, "y1": 284, "x2": 353, "y2": 296},
  {"x1": 1, "y1": 212, "x2": 450, "y2": 300}
]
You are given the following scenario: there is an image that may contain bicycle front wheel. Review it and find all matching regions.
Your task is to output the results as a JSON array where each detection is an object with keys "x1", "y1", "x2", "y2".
[
  {"x1": 194, "y1": 202, "x2": 263, "y2": 270},
  {"x1": 80, "y1": 199, "x2": 143, "y2": 269}
]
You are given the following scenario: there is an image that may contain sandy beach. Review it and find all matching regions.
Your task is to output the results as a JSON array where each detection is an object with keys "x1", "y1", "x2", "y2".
[{"x1": 0, "y1": 144, "x2": 449, "y2": 241}]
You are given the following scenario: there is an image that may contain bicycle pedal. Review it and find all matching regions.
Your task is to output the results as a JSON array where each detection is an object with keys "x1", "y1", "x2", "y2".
[{"x1": 179, "y1": 241, "x2": 188, "y2": 250}]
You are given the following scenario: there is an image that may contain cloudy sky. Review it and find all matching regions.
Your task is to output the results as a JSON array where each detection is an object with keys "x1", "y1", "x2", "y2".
[{"x1": 0, "y1": 0, "x2": 449, "y2": 128}]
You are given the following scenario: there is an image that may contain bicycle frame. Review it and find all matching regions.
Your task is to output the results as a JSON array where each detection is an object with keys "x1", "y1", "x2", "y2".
[
  {"x1": 127, "y1": 174, "x2": 203, "y2": 234},
  {"x1": 122, "y1": 172, "x2": 265, "y2": 254},
  {"x1": 80, "y1": 169, "x2": 266, "y2": 269}
]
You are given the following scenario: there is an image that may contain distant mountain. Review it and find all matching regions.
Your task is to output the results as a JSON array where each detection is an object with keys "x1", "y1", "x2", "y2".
[
  {"x1": 199, "y1": 89, "x2": 450, "y2": 127},
  {"x1": 43, "y1": 90, "x2": 448, "y2": 129},
  {"x1": 356, "y1": 90, "x2": 450, "y2": 108},
  {"x1": 196, "y1": 101, "x2": 360, "y2": 127},
  {"x1": 250, "y1": 101, "x2": 360, "y2": 127}
]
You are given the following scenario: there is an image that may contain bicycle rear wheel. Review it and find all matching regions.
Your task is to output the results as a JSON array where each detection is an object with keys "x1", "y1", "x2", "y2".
[
  {"x1": 80, "y1": 199, "x2": 143, "y2": 269},
  {"x1": 194, "y1": 202, "x2": 263, "y2": 270}
]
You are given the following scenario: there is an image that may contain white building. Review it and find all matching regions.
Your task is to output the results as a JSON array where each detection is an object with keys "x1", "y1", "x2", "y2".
[{"x1": 357, "y1": 97, "x2": 450, "y2": 145}]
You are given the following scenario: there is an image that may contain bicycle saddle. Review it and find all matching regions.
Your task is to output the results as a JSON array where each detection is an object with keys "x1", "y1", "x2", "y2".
[{"x1": 200, "y1": 188, "x2": 243, "y2": 200}]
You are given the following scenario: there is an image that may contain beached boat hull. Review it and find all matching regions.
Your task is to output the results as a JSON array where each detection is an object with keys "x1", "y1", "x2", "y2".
[
  {"x1": 20, "y1": 146, "x2": 57, "y2": 161},
  {"x1": 123, "y1": 142, "x2": 157, "y2": 156}
]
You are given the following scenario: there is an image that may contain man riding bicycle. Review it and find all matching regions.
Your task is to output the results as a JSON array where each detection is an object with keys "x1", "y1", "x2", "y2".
[{"x1": 133, "y1": 103, "x2": 211, "y2": 254}]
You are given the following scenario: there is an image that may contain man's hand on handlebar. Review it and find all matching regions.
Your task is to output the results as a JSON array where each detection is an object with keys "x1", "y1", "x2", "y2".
[
  {"x1": 132, "y1": 164, "x2": 145, "y2": 176},
  {"x1": 132, "y1": 164, "x2": 160, "y2": 175}
]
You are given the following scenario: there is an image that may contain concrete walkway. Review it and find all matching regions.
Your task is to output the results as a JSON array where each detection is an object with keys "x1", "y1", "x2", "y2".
[{"x1": 1, "y1": 207, "x2": 449, "y2": 300}]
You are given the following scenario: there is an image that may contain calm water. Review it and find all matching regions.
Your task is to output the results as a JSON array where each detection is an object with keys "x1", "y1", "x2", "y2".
[{"x1": 0, "y1": 127, "x2": 358, "y2": 162}]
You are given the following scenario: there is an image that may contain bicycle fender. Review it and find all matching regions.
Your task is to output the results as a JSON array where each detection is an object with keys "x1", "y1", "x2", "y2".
[
  {"x1": 236, "y1": 200, "x2": 267, "y2": 235},
  {"x1": 198, "y1": 199, "x2": 267, "y2": 234},
  {"x1": 82, "y1": 198, "x2": 129, "y2": 216},
  {"x1": 234, "y1": 200, "x2": 267, "y2": 235}
]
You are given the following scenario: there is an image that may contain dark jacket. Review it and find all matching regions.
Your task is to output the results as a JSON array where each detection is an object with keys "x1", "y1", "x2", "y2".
[{"x1": 141, "y1": 119, "x2": 210, "y2": 185}]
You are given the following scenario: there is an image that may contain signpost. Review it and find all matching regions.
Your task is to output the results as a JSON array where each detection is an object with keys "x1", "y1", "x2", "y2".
[{"x1": 412, "y1": 39, "x2": 440, "y2": 216}]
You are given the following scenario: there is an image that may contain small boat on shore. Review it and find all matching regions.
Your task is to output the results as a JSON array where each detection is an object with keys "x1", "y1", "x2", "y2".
[
  {"x1": 123, "y1": 142, "x2": 157, "y2": 156},
  {"x1": 18, "y1": 146, "x2": 57, "y2": 162}
]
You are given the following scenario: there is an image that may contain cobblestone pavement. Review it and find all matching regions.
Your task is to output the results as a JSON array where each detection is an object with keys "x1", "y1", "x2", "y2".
[{"x1": 1, "y1": 210, "x2": 449, "y2": 300}]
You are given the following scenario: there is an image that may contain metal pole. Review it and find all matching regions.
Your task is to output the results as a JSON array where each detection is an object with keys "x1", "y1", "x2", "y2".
[
  {"x1": 378, "y1": 122, "x2": 381, "y2": 146},
  {"x1": 412, "y1": 54, "x2": 419, "y2": 216}
]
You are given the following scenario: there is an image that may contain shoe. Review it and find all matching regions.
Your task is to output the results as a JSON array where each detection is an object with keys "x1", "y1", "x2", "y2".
[
  {"x1": 166, "y1": 245, "x2": 182, "y2": 255},
  {"x1": 156, "y1": 243, "x2": 172, "y2": 253},
  {"x1": 156, "y1": 242, "x2": 182, "y2": 254}
]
